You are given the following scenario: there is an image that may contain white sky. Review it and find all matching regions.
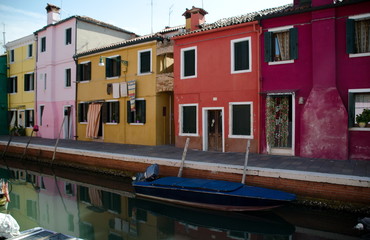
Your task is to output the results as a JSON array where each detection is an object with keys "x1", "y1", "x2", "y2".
[{"x1": 0, "y1": 0, "x2": 292, "y2": 53}]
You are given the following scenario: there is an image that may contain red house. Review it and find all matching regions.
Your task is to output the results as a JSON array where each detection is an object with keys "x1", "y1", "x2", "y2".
[
  {"x1": 173, "y1": 6, "x2": 287, "y2": 153},
  {"x1": 260, "y1": 0, "x2": 370, "y2": 159}
]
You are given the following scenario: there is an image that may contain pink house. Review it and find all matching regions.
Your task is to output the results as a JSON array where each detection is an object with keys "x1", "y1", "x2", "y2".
[
  {"x1": 260, "y1": 0, "x2": 370, "y2": 160},
  {"x1": 35, "y1": 4, "x2": 136, "y2": 139}
]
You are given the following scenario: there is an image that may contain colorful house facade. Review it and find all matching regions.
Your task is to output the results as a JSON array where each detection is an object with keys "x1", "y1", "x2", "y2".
[
  {"x1": 74, "y1": 29, "x2": 178, "y2": 145},
  {"x1": 172, "y1": 7, "x2": 285, "y2": 153},
  {"x1": 260, "y1": 0, "x2": 370, "y2": 159},
  {"x1": 5, "y1": 34, "x2": 36, "y2": 136},
  {"x1": 0, "y1": 54, "x2": 7, "y2": 135},
  {"x1": 35, "y1": 4, "x2": 136, "y2": 140}
]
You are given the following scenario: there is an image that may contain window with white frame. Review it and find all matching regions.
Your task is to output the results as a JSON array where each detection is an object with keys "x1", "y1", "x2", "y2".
[
  {"x1": 77, "y1": 61, "x2": 91, "y2": 82},
  {"x1": 65, "y1": 28, "x2": 72, "y2": 45},
  {"x1": 347, "y1": 14, "x2": 370, "y2": 56},
  {"x1": 10, "y1": 49, "x2": 14, "y2": 63},
  {"x1": 8, "y1": 76, "x2": 17, "y2": 93},
  {"x1": 78, "y1": 102, "x2": 89, "y2": 123},
  {"x1": 138, "y1": 49, "x2": 152, "y2": 75},
  {"x1": 39, "y1": 105, "x2": 44, "y2": 126},
  {"x1": 105, "y1": 56, "x2": 121, "y2": 78},
  {"x1": 127, "y1": 100, "x2": 146, "y2": 124},
  {"x1": 180, "y1": 104, "x2": 197, "y2": 135},
  {"x1": 25, "y1": 109, "x2": 34, "y2": 128},
  {"x1": 181, "y1": 47, "x2": 197, "y2": 79},
  {"x1": 24, "y1": 73, "x2": 34, "y2": 91},
  {"x1": 65, "y1": 68, "x2": 71, "y2": 87},
  {"x1": 231, "y1": 37, "x2": 251, "y2": 73},
  {"x1": 264, "y1": 26, "x2": 298, "y2": 63},
  {"x1": 103, "y1": 101, "x2": 120, "y2": 123},
  {"x1": 27, "y1": 44, "x2": 33, "y2": 58},
  {"x1": 229, "y1": 102, "x2": 252, "y2": 137},
  {"x1": 348, "y1": 89, "x2": 370, "y2": 128}
]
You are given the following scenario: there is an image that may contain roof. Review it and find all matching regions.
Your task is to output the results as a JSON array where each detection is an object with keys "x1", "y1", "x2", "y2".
[{"x1": 34, "y1": 15, "x2": 137, "y2": 36}]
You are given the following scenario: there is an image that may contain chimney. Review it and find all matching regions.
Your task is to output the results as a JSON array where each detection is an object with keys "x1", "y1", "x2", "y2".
[
  {"x1": 182, "y1": 6, "x2": 208, "y2": 31},
  {"x1": 311, "y1": 0, "x2": 332, "y2": 7},
  {"x1": 293, "y1": 0, "x2": 311, "y2": 7},
  {"x1": 46, "y1": 3, "x2": 60, "y2": 25}
]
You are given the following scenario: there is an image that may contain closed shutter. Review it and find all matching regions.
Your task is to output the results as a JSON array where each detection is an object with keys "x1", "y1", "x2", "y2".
[
  {"x1": 116, "y1": 56, "x2": 121, "y2": 77},
  {"x1": 102, "y1": 102, "x2": 108, "y2": 123},
  {"x1": 139, "y1": 100, "x2": 146, "y2": 123},
  {"x1": 105, "y1": 58, "x2": 111, "y2": 77},
  {"x1": 140, "y1": 51, "x2": 151, "y2": 73},
  {"x1": 24, "y1": 75, "x2": 29, "y2": 91},
  {"x1": 127, "y1": 101, "x2": 133, "y2": 123},
  {"x1": 264, "y1": 32, "x2": 273, "y2": 62},
  {"x1": 290, "y1": 27, "x2": 298, "y2": 60},
  {"x1": 234, "y1": 40, "x2": 249, "y2": 71},
  {"x1": 184, "y1": 49, "x2": 195, "y2": 76},
  {"x1": 87, "y1": 62, "x2": 91, "y2": 80},
  {"x1": 77, "y1": 64, "x2": 82, "y2": 82},
  {"x1": 14, "y1": 77, "x2": 17, "y2": 93},
  {"x1": 114, "y1": 101, "x2": 120, "y2": 123},
  {"x1": 346, "y1": 19, "x2": 355, "y2": 54}
]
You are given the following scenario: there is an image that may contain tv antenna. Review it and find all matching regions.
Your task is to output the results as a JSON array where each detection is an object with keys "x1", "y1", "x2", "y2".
[{"x1": 169, "y1": 4, "x2": 173, "y2": 27}]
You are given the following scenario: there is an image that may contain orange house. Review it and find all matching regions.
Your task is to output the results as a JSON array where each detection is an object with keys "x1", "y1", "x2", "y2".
[{"x1": 173, "y1": 7, "x2": 262, "y2": 153}]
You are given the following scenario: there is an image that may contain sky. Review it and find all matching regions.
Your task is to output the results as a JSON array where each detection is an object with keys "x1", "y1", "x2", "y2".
[{"x1": 0, "y1": 0, "x2": 292, "y2": 53}]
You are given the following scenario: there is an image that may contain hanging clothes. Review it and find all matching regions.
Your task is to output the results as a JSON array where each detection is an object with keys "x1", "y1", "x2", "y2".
[{"x1": 86, "y1": 103, "x2": 102, "y2": 138}]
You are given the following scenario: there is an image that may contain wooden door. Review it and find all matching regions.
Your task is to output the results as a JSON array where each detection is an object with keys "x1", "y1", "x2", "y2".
[{"x1": 208, "y1": 110, "x2": 222, "y2": 151}]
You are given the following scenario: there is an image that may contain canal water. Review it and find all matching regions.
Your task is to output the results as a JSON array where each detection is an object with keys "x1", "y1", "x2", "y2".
[{"x1": 0, "y1": 160, "x2": 367, "y2": 240}]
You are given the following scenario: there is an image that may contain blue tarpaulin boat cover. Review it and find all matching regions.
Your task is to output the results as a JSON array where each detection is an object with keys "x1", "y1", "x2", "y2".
[{"x1": 151, "y1": 177, "x2": 243, "y2": 192}]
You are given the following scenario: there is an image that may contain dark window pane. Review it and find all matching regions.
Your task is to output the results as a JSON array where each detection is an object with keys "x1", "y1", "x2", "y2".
[
  {"x1": 182, "y1": 106, "x2": 196, "y2": 134},
  {"x1": 234, "y1": 40, "x2": 249, "y2": 71},
  {"x1": 184, "y1": 49, "x2": 195, "y2": 77},
  {"x1": 232, "y1": 104, "x2": 251, "y2": 135},
  {"x1": 140, "y1": 51, "x2": 151, "y2": 73}
]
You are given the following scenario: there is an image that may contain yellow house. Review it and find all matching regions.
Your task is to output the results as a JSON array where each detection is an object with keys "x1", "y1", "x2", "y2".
[
  {"x1": 5, "y1": 34, "x2": 36, "y2": 136},
  {"x1": 75, "y1": 31, "x2": 176, "y2": 145}
]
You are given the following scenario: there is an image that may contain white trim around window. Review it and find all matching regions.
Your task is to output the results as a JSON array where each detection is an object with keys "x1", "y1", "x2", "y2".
[
  {"x1": 231, "y1": 37, "x2": 252, "y2": 74},
  {"x1": 180, "y1": 46, "x2": 197, "y2": 79},
  {"x1": 228, "y1": 102, "x2": 253, "y2": 139},
  {"x1": 137, "y1": 48, "x2": 152, "y2": 76},
  {"x1": 179, "y1": 103, "x2": 198, "y2": 136}
]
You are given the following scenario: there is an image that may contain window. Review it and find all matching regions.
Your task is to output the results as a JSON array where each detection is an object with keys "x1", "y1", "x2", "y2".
[
  {"x1": 180, "y1": 104, "x2": 197, "y2": 135},
  {"x1": 138, "y1": 49, "x2": 152, "y2": 75},
  {"x1": 65, "y1": 28, "x2": 72, "y2": 45},
  {"x1": 181, "y1": 47, "x2": 196, "y2": 79},
  {"x1": 41, "y1": 37, "x2": 46, "y2": 52},
  {"x1": 264, "y1": 27, "x2": 298, "y2": 63},
  {"x1": 127, "y1": 100, "x2": 146, "y2": 124},
  {"x1": 103, "y1": 101, "x2": 120, "y2": 123},
  {"x1": 101, "y1": 191, "x2": 121, "y2": 213},
  {"x1": 231, "y1": 37, "x2": 251, "y2": 73},
  {"x1": 78, "y1": 102, "x2": 89, "y2": 123},
  {"x1": 25, "y1": 109, "x2": 34, "y2": 128},
  {"x1": 10, "y1": 49, "x2": 14, "y2": 62},
  {"x1": 8, "y1": 76, "x2": 17, "y2": 93},
  {"x1": 24, "y1": 73, "x2": 34, "y2": 91},
  {"x1": 229, "y1": 102, "x2": 252, "y2": 137},
  {"x1": 105, "y1": 56, "x2": 121, "y2": 78},
  {"x1": 65, "y1": 183, "x2": 74, "y2": 195},
  {"x1": 43, "y1": 73, "x2": 47, "y2": 90},
  {"x1": 347, "y1": 15, "x2": 370, "y2": 56},
  {"x1": 65, "y1": 68, "x2": 71, "y2": 87},
  {"x1": 78, "y1": 62, "x2": 91, "y2": 81},
  {"x1": 27, "y1": 44, "x2": 33, "y2": 58},
  {"x1": 39, "y1": 105, "x2": 44, "y2": 126},
  {"x1": 78, "y1": 186, "x2": 91, "y2": 203},
  {"x1": 348, "y1": 89, "x2": 370, "y2": 128},
  {"x1": 26, "y1": 200, "x2": 37, "y2": 220}
]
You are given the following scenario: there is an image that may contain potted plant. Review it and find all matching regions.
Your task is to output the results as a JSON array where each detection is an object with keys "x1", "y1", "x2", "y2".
[{"x1": 356, "y1": 109, "x2": 370, "y2": 128}]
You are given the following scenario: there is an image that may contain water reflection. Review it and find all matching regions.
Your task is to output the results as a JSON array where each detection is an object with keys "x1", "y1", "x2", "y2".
[{"x1": 0, "y1": 163, "x2": 364, "y2": 240}]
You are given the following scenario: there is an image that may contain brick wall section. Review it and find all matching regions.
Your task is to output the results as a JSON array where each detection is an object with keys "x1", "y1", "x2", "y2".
[{"x1": 1, "y1": 145, "x2": 369, "y2": 204}]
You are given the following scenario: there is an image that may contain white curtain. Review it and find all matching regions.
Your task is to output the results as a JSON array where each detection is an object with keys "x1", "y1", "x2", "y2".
[
  {"x1": 355, "y1": 19, "x2": 370, "y2": 53},
  {"x1": 276, "y1": 31, "x2": 290, "y2": 61}
]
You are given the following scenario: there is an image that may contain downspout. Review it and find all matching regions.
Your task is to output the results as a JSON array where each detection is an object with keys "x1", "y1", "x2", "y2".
[
  {"x1": 255, "y1": 21, "x2": 262, "y2": 154},
  {"x1": 74, "y1": 20, "x2": 78, "y2": 140},
  {"x1": 34, "y1": 33, "x2": 39, "y2": 137}
]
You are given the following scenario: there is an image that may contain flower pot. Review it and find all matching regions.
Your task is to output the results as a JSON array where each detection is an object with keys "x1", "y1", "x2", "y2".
[{"x1": 358, "y1": 122, "x2": 367, "y2": 128}]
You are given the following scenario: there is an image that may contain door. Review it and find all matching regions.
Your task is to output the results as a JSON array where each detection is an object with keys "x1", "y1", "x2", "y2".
[
  {"x1": 207, "y1": 110, "x2": 223, "y2": 152},
  {"x1": 63, "y1": 106, "x2": 72, "y2": 139},
  {"x1": 18, "y1": 110, "x2": 25, "y2": 128},
  {"x1": 266, "y1": 95, "x2": 294, "y2": 155}
]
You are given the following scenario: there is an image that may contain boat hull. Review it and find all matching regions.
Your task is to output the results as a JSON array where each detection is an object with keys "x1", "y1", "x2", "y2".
[{"x1": 133, "y1": 177, "x2": 296, "y2": 211}]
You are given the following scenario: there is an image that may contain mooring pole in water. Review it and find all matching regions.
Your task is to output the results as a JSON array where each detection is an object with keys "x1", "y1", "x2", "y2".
[
  {"x1": 241, "y1": 139, "x2": 251, "y2": 184},
  {"x1": 1, "y1": 134, "x2": 13, "y2": 160},
  {"x1": 51, "y1": 109, "x2": 70, "y2": 165},
  {"x1": 178, "y1": 138, "x2": 190, "y2": 178},
  {"x1": 20, "y1": 125, "x2": 39, "y2": 160}
]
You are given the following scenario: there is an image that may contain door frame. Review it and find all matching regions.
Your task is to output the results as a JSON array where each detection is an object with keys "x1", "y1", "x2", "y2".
[
  {"x1": 63, "y1": 105, "x2": 72, "y2": 139},
  {"x1": 266, "y1": 92, "x2": 295, "y2": 156},
  {"x1": 202, "y1": 107, "x2": 225, "y2": 152}
]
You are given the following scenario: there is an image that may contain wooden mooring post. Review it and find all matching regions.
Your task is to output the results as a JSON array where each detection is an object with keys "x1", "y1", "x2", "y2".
[
  {"x1": 178, "y1": 138, "x2": 190, "y2": 177},
  {"x1": 241, "y1": 139, "x2": 251, "y2": 184}
]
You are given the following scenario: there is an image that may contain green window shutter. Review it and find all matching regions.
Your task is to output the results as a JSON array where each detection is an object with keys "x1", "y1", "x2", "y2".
[
  {"x1": 24, "y1": 74, "x2": 29, "y2": 91},
  {"x1": 116, "y1": 56, "x2": 121, "y2": 77},
  {"x1": 105, "y1": 58, "x2": 111, "y2": 77},
  {"x1": 77, "y1": 64, "x2": 82, "y2": 81},
  {"x1": 102, "y1": 102, "x2": 108, "y2": 123},
  {"x1": 346, "y1": 19, "x2": 355, "y2": 54},
  {"x1": 234, "y1": 40, "x2": 249, "y2": 71},
  {"x1": 348, "y1": 92, "x2": 355, "y2": 127},
  {"x1": 114, "y1": 101, "x2": 120, "y2": 123},
  {"x1": 290, "y1": 27, "x2": 298, "y2": 60},
  {"x1": 182, "y1": 106, "x2": 196, "y2": 133},
  {"x1": 264, "y1": 32, "x2": 273, "y2": 62},
  {"x1": 140, "y1": 100, "x2": 146, "y2": 123},
  {"x1": 140, "y1": 51, "x2": 151, "y2": 73},
  {"x1": 87, "y1": 62, "x2": 91, "y2": 80},
  {"x1": 15, "y1": 77, "x2": 17, "y2": 92},
  {"x1": 78, "y1": 103, "x2": 83, "y2": 122},
  {"x1": 232, "y1": 104, "x2": 251, "y2": 135},
  {"x1": 127, "y1": 101, "x2": 133, "y2": 123}
]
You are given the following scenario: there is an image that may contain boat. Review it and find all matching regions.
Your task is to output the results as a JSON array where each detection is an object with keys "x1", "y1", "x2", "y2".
[
  {"x1": 7, "y1": 227, "x2": 82, "y2": 240},
  {"x1": 132, "y1": 164, "x2": 296, "y2": 211}
]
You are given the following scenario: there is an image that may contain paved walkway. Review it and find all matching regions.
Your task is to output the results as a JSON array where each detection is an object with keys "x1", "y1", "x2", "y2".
[{"x1": 0, "y1": 135, "x2": 369, "y2": 179}]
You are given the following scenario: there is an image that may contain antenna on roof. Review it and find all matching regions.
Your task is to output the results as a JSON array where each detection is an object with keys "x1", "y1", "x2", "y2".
[
  {"x1": 169, "y1": 4, "x2": 173, "y2": 27},
  {"x1": 2, "y1": 23, "x2": 5, "y2": 52},
  {"x1": 151, "y1": 0, "x2": 153, "y2": 34}
]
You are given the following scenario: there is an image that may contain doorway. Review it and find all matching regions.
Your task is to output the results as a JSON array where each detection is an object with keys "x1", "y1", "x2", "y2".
[
  {"x1": 266, "y1": 94, "x2": 294, "y2": 155},
  {"x1": 203, "y1": 108, "x2": 224, "y2": 152},
  {"x1": 63, "y1": 106, "x2": 72, "y2": 139}
]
